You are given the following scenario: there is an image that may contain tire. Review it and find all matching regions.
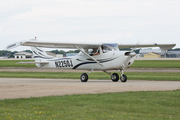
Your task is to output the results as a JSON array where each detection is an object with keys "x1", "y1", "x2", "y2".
[
  {"x1": 120, "y1": 74, "x2": 127, "y2": 82},
  {"x1": 111, "y1": 73, "x2": 119, "y2": 82},
  {"x1": 80, "y1": 73, "x2": 88, "y2": 82}
]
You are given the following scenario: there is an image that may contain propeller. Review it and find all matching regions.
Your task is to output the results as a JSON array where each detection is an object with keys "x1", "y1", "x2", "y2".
[{"x1": 124, "y1": 41, "x2": 140, "y2": 57}]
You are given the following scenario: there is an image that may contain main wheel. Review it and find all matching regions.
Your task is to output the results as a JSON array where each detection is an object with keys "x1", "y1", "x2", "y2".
[
  {"x1": 120, "y1": 74, "x2": 127, "y2": 82},
  {"x1": 111, "y1": 73, "x2": 119, "y2": 82},
  {"x1": 80, "y1": 73, "x2": 88, "y2": 82}
]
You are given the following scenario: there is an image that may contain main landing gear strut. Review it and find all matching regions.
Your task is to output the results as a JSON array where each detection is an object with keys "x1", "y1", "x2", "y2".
[
  {"x1": 80, "y1": 69, "x2": 127, "y2": 82},
  {"x1": 80, "y1": 69, "x2": 94, "y2": 82}
]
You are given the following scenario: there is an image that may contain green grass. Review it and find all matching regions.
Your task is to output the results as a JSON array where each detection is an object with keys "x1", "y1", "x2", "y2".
[
  {"x1": 131, "y1": 60, "x2": 180, "y2": 68},
  {"x1": 0, "y1": 60, "x2": 35, "y2": 68},
  {"x1": 0, "y1": 60, "x2": 179, "y2": 119},
  {"x1": 1, "y1": 71, "x2": 180, "y2": 81},
  {"x1": 0, "y1": 90, "x2": 180, "y2": 120},
  {"x1": 0, "y1": 60, "x2": 180, "y2": 68}
]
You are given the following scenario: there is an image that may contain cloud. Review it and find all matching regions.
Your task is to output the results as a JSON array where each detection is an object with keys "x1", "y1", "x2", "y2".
[
  {"x1": 10, "y1": 0, "x2": 180, "y2": 19},
  {"x1": 0, "y1": 0, "x2": 180, "y2": 50}
]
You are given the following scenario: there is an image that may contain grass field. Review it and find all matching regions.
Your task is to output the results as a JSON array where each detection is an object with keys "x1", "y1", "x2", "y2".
[
  {"x1": 0, "y1": 71, "x2": 180, "y2": 81},
  {"x1": 0, "y1": 60, "x2": 35, "y2": 68},
  {"x1": 0, "y1": 60, "x2": 180, "y2": 119},
  {"x1": 131, "y1": 60, "x2": 180, "y2": 68},
  {"x1": 0, "y1": 90, "x2": 180, "y2": 120},
  {"x1": 0, "y1": 60, "x2": 180, "y2": 81},
  {"x1": 0, "y1": 60, "x2": 180, "y2": 68}
]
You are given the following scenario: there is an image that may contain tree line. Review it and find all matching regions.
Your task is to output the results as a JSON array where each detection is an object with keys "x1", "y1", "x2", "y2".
[
  {"x1": 0, "y1": 49, "x2": 80, "y2": 58},
  {"x1": 0, "y1": 48, "x2": 179, "y2": 58}
]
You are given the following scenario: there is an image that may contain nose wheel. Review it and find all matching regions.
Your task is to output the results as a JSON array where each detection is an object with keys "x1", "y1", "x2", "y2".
[
  {"x1": 120, "y1": 74, "x2": 127, "y2": 82},
  {"x1": 119, "y1": 69, "x2": 127, "y2": 82}
]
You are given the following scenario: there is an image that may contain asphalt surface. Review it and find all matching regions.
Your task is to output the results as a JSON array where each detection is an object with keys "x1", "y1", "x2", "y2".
[{"x1": 0, "y1": 78, "x2": 180, "y2": 100}]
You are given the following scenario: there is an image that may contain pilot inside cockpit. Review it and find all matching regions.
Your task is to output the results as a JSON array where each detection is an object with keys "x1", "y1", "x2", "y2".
[{"x1": 89, "y1": 48, "x2": 100, "y2": 56}]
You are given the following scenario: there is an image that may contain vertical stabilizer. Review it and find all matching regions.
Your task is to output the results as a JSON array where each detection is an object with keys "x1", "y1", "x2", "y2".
[{"x1": 31, "y1": 47, "x2": 54, "y2": 62}]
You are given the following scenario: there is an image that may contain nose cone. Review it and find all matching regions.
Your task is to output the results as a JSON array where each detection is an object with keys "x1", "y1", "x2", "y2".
[
  {"x1": 129, "y1": 52, "x2": 136, "y2": 57},
  {"x1": 124, "y1": 51, "x2": 136, "y2": 57}
]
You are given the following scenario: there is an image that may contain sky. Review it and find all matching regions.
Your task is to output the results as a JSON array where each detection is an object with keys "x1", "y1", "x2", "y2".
[{"x1": 1, "y1": 0, "x2": 180, "y2": 51}]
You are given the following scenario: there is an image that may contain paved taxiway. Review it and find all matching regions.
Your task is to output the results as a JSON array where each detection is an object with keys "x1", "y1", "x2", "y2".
[{"x1": 0, "y1": 78, "x2": 180, "y2": 99}]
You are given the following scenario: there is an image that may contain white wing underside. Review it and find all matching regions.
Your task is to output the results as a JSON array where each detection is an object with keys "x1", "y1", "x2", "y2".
[
  {"x1": 22, "y1": 41, "x2": 100, "y2": 49},
  {"x1": 118, "y1": 44, "x2": 176, "y2": 51},
  {"x1": 6, "y1": 40, "x2": 176, "y2": 51}
]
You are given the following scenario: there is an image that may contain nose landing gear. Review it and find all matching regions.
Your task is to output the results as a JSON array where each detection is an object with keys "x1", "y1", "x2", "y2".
[
  {"x1": 119, "y1": 69, "x2": 127, "y2": 82},
  {"x1": 120, "y1": 74, "x2": 127, "y2": 82}
]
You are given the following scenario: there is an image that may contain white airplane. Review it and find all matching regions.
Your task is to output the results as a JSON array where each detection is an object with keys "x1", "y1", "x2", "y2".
[{"x1": 6, "y1": 38, "x2": 176, "y2": 82}]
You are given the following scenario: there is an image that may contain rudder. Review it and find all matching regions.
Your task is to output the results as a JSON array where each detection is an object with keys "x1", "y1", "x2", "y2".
[{"x1": 31, "y1": 47, "x2": 53, "y2": 61}]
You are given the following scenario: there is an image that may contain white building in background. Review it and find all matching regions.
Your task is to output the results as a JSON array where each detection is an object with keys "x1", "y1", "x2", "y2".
[
  {"x1": 56, "y1": 54, "x2": 63, "y2": 58},
  {"x1": 14, "y1": 52, "x2": 33, "y2": 59}
]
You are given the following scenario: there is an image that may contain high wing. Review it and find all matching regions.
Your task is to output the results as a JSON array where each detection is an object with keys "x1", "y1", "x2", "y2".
[
  {"x1": 22, "y1": 41, "x2": 101, "y2": 49},
  {"x1": 6, "y1": 40, "x2": 101, "y2": 50},
  {"x1": 118, "y1": 43, "x2": 176, "y2": 51},
  {"x1": 6, "y1": 40, "x2": 176, "y2": 51}
]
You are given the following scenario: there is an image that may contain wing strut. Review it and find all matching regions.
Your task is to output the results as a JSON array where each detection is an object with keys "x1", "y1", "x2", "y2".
[{"x1": 75, "y1": 46, "x2": 103, "y2": 67}]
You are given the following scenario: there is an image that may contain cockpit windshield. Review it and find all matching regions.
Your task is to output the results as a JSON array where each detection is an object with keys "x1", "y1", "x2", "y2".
[{"x1": 102, "y1": 43, "x2": 119, "y2": 53}]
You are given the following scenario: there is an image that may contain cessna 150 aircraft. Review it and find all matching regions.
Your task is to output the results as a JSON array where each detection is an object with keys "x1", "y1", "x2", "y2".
[{"x1": 6, "y1": 38, "x2": 176, "y2": 82}]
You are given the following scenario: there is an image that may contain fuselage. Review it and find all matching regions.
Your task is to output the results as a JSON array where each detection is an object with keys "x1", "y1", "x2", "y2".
[{"x1": 35, "y1": 44, "x2": 135, "y2": 70}]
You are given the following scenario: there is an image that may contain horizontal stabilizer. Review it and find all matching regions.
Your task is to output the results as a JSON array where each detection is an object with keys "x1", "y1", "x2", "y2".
[{"x1": 17, "y1": 62, "x2": 49, "y2": 64}]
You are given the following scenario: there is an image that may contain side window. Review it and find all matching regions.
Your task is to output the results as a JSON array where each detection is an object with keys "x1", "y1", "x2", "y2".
[
  {"x1": 102, "y1": 45, "x2": 110, "y2": 53},
  {"x1": 102, "y1": 43, "x2": 119, "y2": 53},
  {"x1": 89, "y1": 48, "x2": 100, "y2": 56}
]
